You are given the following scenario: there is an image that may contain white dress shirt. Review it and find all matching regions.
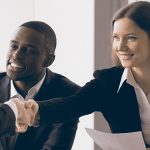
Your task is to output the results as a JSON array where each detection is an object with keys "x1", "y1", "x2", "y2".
[
  {"x1": 118, "y1": 68, "x2": 150, "y2": 148},
  {"x1": 5, "y1": 73, "x2": 46, "y2": 120}
]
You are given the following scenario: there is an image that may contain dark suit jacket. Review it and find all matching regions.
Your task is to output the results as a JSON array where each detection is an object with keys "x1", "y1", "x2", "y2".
[
  {"x1": 0, "y1": 104, "x2": 16, "y2": 137},
  {"x1": 0, "y1": 69, "x2": 80, "y2": 150},
  {"x1": 39, "y1": 66, "x2": 142, "y2": 134}
]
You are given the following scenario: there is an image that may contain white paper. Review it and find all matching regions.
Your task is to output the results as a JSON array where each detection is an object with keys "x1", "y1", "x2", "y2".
[{"x1": 85, "y1": 128, "x2": 146, "y2": 150}]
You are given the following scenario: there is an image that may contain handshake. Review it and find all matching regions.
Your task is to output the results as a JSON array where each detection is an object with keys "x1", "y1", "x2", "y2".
[{"x1": 6, "y1": 98, "x2": 39, "y2": 133}]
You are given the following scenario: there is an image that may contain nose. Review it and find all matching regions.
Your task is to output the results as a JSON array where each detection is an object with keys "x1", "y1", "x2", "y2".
[
  {"x1": 12, "y1": 48, "x2": 24, "y2": 59},
  {"x1": 117, "y1": 39, "x2": 128, "y2": 51}
]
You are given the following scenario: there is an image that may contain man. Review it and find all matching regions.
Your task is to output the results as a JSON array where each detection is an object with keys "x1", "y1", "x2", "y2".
[{"x1": 1, "y1": 21, "x2": 80, "y2": 150}]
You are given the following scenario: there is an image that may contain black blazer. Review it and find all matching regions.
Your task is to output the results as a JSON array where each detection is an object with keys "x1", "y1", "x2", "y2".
[
  {"x1": 39, "y1": 66, "x2": 142, "y2": 134},
  {"x1": 0, "y1": 69, "x2": 80, "y2": 150},
  {"x1": 0, "y1": 104, "x2": 16, "y2": 137}
]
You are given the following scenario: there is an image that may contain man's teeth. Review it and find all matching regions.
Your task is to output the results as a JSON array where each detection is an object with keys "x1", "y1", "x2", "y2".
[{"x1": 10, "y1": 63, "x2": 24, "y2": 68}]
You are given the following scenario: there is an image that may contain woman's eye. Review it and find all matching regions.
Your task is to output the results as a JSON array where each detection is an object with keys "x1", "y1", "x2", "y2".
[
  {"x1": 127, "y1": 36, "x2": 137, "y2": 41},
  {"x1": 113, "y1": 35, "x2": 120, "y2": 41}
]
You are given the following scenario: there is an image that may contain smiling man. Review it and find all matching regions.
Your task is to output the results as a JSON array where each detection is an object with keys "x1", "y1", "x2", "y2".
[{"x1": 0, "y1": 21, "x2": 80, "y2": 150}]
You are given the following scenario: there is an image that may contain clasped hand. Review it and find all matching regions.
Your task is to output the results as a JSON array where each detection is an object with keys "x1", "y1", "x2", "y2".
[{"x1": 11, "y1": 98, "x2": 39, "y2": 133}]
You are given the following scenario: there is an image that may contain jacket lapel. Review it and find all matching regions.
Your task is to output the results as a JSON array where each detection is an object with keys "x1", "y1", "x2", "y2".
[
  {"x1": 117, "y1": 81, "x2": 141, "y2": 131},
  {"x1": 34, "y1": 69, "x2": 55, "y2": 101},
  {"x1": 0, "y1": 75, "x2": 10, "y2": 102}
]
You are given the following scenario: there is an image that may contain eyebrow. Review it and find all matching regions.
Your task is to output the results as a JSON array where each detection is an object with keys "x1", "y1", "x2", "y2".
[
  {"x1": 26, "y1": 43, "x2": 38, "y2": 49},
  {"x1": 10, "y1": 40, "x2": 38, "y2": 49},
  {"x1": 10, "y1": 40, "x2": 18, "y2": 44},
  {"x1": 112, "y1": 33, "x2": 137, "y2": 36}
]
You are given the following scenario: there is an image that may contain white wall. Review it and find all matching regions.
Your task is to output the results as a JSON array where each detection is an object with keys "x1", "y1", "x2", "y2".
[
  {"x1": 35, "y1": 0, "x2": 94, "y2": 85},
  {"x1": 0, "y1": 0, "x2": 95, "y2": 150},
  {"x1": 0, "y1": 0, "x2": 35, "y2": 71},
  {"x1": 35, "y1": 1, "x2": 95, "y2": 149}
]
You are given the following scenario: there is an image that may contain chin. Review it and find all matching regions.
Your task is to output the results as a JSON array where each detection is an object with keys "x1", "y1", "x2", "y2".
[
  {"x1": 7, "y1": 71, "x2": 19, "y2": 81},
  {"x1": 121, "y1": 63, "x2": 133, "y2": 68}
]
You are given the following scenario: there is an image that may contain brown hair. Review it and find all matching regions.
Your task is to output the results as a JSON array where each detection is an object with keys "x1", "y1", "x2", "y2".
[{"x1": 111, "y1": 1, "x2": 150, "y2": 66}]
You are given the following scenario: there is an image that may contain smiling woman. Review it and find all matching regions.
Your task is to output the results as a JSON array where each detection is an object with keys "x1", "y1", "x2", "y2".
[
  {"x1": 110, "y1": 2, "x2": 150, "y2": 146},
  {"x1": 112, "y1": 18, "x2": 150, "y2": 69}
]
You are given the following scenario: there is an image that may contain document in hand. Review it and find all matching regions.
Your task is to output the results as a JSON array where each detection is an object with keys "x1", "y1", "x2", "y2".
[{"x1": 85, "y1": 128, "x2": 146, "y2": 150}]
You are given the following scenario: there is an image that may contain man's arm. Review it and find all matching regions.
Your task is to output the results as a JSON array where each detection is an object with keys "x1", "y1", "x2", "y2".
[
  {"x1": 0, "y1": 98, "x2": 39, "y2": 137},
  {"x1": 0, "y1": 103, "x2": 16, "y2": 137}
]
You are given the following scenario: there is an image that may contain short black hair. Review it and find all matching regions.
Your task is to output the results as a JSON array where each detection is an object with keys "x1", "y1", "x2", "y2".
[{"x1": 20, "y1": 21, "x2": 56, "y2": 54}]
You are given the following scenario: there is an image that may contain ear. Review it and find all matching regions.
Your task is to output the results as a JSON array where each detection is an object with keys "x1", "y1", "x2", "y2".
[{"x1": 43, "y1": 54, "x2": 55, "y2": 67}]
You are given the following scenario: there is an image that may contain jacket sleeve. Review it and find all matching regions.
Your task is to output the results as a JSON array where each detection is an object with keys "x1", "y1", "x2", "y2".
[
  {"x1": 38, "y1": 78, "x2": 109, "y2": 125},
  {"x1": 41, "y1": 119, "x2": 78, "y2": 150},
  {"x1": 0, "y1": 104, "x2": 16, "y2": 137}
]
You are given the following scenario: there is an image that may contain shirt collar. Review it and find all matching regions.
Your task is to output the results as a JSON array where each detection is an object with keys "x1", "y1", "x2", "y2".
[
  {"x1": 10, "y1": 72, "x2": 46, "y2": 98},
  {"x1": 117, "y1": 68, "x2": 138, "y2": 93}
]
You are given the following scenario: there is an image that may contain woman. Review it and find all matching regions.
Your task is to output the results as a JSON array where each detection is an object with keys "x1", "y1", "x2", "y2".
[{"x1": 37, "y1": 1, "x2": 150, "y2": 148}]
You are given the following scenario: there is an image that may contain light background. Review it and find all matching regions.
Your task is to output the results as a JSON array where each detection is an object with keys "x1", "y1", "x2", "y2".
[{"x1": 0, "y1": 0, "x2": 144, "y2": 149}]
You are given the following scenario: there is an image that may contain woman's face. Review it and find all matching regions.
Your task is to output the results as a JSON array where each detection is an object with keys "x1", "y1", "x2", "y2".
[{"x1": 112, "y1": 18, "x2": 150, "y2": 69}]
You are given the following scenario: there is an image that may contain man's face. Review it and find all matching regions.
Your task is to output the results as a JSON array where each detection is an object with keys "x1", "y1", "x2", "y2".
[{"x1": 6, "y1": 26, "x2": 47, "y2": 82}]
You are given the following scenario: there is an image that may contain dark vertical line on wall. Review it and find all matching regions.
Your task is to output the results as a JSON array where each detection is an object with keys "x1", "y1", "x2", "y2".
[{"x1": 94, "y1": 0, "x2": 128, "y2": 150}]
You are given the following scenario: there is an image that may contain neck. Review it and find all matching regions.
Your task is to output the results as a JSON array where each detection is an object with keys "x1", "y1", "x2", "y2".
[
  {"x1": 131, "y1": 67, "x2": 150, "y2": 95},
  {"x1": 13, "y1": 70, "x2": 45, "y2": 95}
]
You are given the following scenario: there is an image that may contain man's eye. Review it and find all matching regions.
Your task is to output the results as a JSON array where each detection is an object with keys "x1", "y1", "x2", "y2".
[
  {"x1": 10, "y1": 44, "x2": 17, "y2": 49},
  {"x1": 27, "y1": 47, "x2": 36, "y2": 54}
]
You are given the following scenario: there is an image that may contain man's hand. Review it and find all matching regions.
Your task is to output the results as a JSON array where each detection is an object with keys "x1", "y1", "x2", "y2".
[
  {"x1": 24, "y1": 99, "x2": 39, "y2": 126},
  {"x1": 11, "y1": 98, "x2": 38, "y2": 132}
]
